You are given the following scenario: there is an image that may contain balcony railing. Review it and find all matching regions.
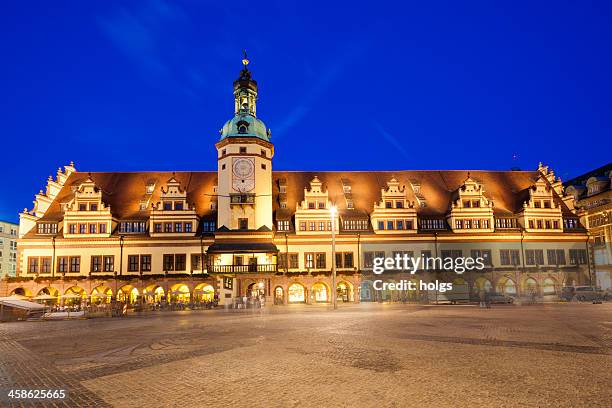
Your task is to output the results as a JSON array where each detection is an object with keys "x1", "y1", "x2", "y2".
[{"x1": 207, "y1": 264, "x2": 278, "y2": 274}]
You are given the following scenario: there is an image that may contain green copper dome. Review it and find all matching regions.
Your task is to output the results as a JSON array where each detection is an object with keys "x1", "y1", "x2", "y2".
[{"x1": 220, "y1": 113, "x2": 271, "y2": 141}]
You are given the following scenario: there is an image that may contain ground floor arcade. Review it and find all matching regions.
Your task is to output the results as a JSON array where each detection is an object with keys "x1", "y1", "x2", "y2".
[{"x1": 0, "y1": 267, "x2": 590, "y2": 305}]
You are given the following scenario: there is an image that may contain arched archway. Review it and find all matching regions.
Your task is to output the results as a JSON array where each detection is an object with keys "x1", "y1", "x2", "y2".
[
  {"x1": 496, "y1": 277, "x2": 517, "y2": 295},
  {"x1": 10, "y1": 287, "x2": 32, "y2": 297},
  {"x1": 337, "y1": 281, "x2": 353, "y2": 302},
  {"x1": 524, "y1": 277, "x2": 538, "y2": 295},
  {"x1": 274, "y1": 286, "x2": 284, "y2": 305},
  {"x1": 247, "y1": 282, "x2": 265, "y2": 298},
  {"x1": 64, "y1": 286, "x2": 86, "y2": 305},
  {"x1": 117, "y1": 285, "x2": 139, "y2": 304},
  {"x1": 474, "y1": 277, "x2": 492, "y2": 292},
  {"x1": 143, "y1": 285, "x2": 165, "y2": 303},
  {"x1": 311, "y1": 282, "x2": 329, "y2": 303},
  {"x1": 360, "y1": 280, "x2": 374, "y2": 302},
  {"x1": 169, "y1": 283, "x2": 190, "y2": 303},
  {"x1": 288, "y1": 283, "x2": 306, "y2": 303},
  {"x1": 91, "y1": 285, "x2": 112, "y2": 304},
  {"x1": 37, "y1": 287, "x2": 58, "y2": 297},
  {"x1": 542, "y1": 277, "x2": 557, "y2": 295},
  {"x1": 194, "y1": 283, "x2": 214, "y2": 302}
]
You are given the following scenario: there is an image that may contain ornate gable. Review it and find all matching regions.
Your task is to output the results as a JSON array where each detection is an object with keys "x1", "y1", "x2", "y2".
[
  {"x1": 448, "y1": 174, "x2": 494, "y2": 233},
  {"x1": 294, "y1": 176, "x2": 337, "y2": 235},
  {"x1": 370, "y1": 177, "x2": 417, "y2": 233},
  {"x1": 149, "y1": 175, "x2": 198, "y2": 237},
  {"x1": 519, "y1": 170, "x2": 563, "y2": 232}
]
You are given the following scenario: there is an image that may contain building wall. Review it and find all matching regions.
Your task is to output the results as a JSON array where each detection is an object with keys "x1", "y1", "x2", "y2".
[
  {"x1": 8, "y1": 230, "x2": 591, "y2": 301},
  {"x1": 0, "y1": 220, "x2": 18, "y2": 277}
]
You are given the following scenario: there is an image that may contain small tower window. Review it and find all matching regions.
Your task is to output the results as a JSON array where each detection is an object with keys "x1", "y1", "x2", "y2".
[
  {"x1": 239, "y1": 146, "x2": 247, "y2": 154},
  {"x1": 237, "y1": 120, "x2": 249, "y2": 134}
]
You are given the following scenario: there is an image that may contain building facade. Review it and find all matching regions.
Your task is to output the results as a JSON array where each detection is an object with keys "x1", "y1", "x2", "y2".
[
  {"x1": 565, "y1": 163, "x2": 612, "y2": 290},
  {"x1": 2, "y1": 59, "x2": 593, "y2": 304},
  {"x1": 0, "y1": 220, "x2": 18, "y2": 278}
]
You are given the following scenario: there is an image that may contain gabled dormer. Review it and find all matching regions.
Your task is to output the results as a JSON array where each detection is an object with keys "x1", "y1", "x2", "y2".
[
  {"x1": 149, "y1": 175, "x2": 198, "y2": 237},
  {"x1": 519, "y1": 173, "x2": 563, "y2": 232},
  {"x1": 294, "y1": 176, "x2": 337, "y2": 234},
  {"x1": 448, "y1": 174, "x2": 494, "y2": 233},
  {"x1": 19, "y1": 162, "x2": 76, "y2": 237},
  {"x1": 63, "y1": 175, "x2": 114, "y2": 238},
  {"x1": 371, "y1": 177, "x2": 417, "y2": 233}
]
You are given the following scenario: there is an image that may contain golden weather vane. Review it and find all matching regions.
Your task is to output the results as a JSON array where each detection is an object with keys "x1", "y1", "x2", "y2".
[{"x1": 242, "y1": 50, "x2": 249, "y2": 67}]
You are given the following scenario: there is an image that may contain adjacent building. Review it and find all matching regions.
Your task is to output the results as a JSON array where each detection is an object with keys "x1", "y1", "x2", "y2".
[
  {"x1": 2, "y1": 59, "x2": 593, "y2": 304},
  {"x1": 565, "y1": 163, "x2": 612, "y2": 289},
  {"x1": 0, "y1": 220, "x2": 18, "y2": 278}
]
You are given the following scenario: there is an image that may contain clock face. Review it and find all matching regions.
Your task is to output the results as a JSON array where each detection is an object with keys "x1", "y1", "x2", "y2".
[
  {"x1": 232, "y1": 157, "x2": 255, "y2": 192},
  {"x1": 233, "y1": 158, "x2": 255, "y2": 178}
]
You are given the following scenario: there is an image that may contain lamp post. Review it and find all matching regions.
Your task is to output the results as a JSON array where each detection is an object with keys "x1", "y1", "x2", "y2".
[{"x1": 331, "y1": 205, "x2": 337, "y2": 310}]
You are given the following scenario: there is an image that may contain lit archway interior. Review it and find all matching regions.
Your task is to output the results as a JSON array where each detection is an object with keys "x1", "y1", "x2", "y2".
[
  {"x1": 117, "y1": 286, "x2": 139, "y2": 304},
  {"x1": 474, "y1": 277, "x2": 492, "y2": 292},
  {"x1": 194, "y1": 284, "x2": 214, "y2": 302},
  {"x1": 497, "y1": 277, "x2": 517, "y2": 295},
  {"x1": 311, "y1": 282, "x2": 328, "y2": 303},
  {"x1": 288, "y1": 283, "x2": 305, "y2": 303},
  {"x1": 543, "y1": 278, "x2": 556, "y2": 294},
  {"x1": 91, "y1": 286, "x2": 112, "y2": 304},
  {"x1": 64, "y1": 286, "x2": 86, "y2": 304},
  {"x1": 170, "y1": 284, "x2": 190, "y2": 302},
  {"x1": 337, "y1": 281, "x2": 352, "y2": 302}
]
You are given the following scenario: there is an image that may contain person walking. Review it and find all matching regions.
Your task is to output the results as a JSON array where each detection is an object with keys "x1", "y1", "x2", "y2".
[{"x1": 478, "y1": 288, "x2": 486, "y2": 308}]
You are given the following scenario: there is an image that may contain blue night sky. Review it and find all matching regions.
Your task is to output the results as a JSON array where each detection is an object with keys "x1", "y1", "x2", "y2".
[{"x1": 1, "y1": 1, "x2": 610, "y2": 223}]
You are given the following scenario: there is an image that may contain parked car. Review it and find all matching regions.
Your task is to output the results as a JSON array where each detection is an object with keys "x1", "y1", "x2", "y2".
[
  {"x1": 488, "y1": 292, "x2": 515, "y2": 304},
  {"x1": 572, "y1": 286, "x2": 604, "y2": 302}
]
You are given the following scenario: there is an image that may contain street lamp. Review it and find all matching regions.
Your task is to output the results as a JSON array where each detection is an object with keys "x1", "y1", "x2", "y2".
[{"x1": 330, "y1": 205, "x2": 337, "y2": 310}]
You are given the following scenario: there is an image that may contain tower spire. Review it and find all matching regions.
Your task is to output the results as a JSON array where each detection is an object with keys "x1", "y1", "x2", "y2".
[{"x1": 233, "y1": 50, "x2": 258, "y2": 116}]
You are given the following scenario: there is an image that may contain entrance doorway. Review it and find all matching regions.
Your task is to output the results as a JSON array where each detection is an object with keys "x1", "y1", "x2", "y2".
[
  {"x1": 274, "y1": 286, "x2": 284, "y2": 305},
  {"x1": 247, "y1": 282, "x2": 265, "y2": 298}
]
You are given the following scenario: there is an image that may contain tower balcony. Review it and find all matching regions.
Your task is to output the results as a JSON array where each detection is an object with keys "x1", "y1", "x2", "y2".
[{"x1": 208, "y1": 264, "x2": 277, "y2": 274}]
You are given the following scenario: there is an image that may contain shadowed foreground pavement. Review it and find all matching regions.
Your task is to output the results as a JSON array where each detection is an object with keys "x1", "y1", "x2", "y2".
[{"x1": 1, "y1": 303, "x2": 611, "y2": 407}]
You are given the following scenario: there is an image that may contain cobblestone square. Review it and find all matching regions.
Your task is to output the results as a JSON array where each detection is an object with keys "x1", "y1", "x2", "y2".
[{"x1": 1, "y1": 303, "x2": 611, "y2": 407}]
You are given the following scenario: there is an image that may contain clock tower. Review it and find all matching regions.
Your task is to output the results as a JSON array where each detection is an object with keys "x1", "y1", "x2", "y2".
[{"x1": 216, "y1": 54, "x2": 274, "y2": 231}]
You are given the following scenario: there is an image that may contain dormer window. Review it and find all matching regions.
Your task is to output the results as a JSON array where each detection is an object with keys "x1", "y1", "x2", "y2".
[
  {"x1": 163, "y1": 202, "x2": 172, "y2": 211},
  {"x1": 385, "y1": 201, "x2": 393, "y2": 209},
  {"x1": 543, "y1": 200, "x2": 551, "y2": 208},
  {"x1": 174, "y1": 201, "x2": 183, "y2": 210},
  {"x1": 79, "y1": 203, "x2": 87, "y2": 211},
  {"x1": 396, "y1": 201, "x2": 403, "y2": 208},
  {"x1": 237, "y1": 120, "x2": 249, "y2": 134},
  {"x1": 318, "y1": 201, "x2": 325, "y2": 209},
  {"x1": 90, "y1": 203, "x2": 98, "y2": 211}
]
